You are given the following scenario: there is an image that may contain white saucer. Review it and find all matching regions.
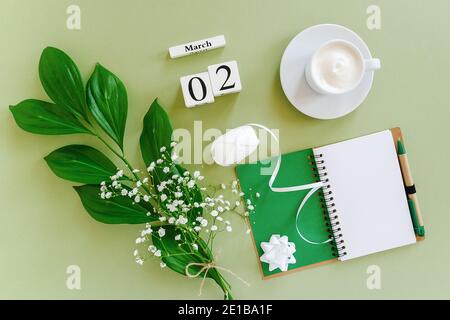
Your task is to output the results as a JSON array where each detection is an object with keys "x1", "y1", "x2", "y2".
[{"x1": 280, "y1": 24, "x2": 376, "y2": 120}]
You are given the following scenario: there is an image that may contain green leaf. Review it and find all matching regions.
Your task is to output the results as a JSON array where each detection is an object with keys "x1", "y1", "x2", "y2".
[
  {"x1": 39, "y1": 47, "x2": 88, "y2": 122},
  {"x1": 152, "y1": 226, "x2": 228, "y2": 297},
  {"x1": 139, "y1": 99, "x2": 173, "y2": 167},
  {"x1": 9, "y1": 99, "x2": 90, "y2": 135},
  {"x1": 45, "y1": 145, "x2": 118, "y2": 184},
  {"x1": 152, "y1": 225, "x2": 210, "y2": 276},
  {"x1": 74, "y1": 184, "x2": 157, "y2": 224},
  {"x1": 86, "y1": 63, "x2": 128, "y2": 151}
]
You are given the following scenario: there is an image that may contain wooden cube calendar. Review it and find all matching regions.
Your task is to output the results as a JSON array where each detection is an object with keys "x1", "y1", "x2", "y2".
[
  {"x1": 207, "y1": 60, "x2": 242, "y2": 96},
  {"x1": 180, "y1": 72, "x2": 215, "y2": 108}
]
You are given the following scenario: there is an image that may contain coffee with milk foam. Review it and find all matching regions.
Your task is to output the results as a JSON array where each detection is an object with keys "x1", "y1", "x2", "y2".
[{"x1": 311, "y1": 41, "x2": 363, "y2": 93}]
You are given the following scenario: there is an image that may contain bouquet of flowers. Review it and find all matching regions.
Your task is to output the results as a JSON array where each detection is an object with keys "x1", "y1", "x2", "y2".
[{"x1": 10, "y1": 47, "x2": 252, "y2": 299}]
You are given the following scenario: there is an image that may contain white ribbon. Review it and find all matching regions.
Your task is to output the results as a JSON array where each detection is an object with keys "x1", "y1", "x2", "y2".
[{"x1": 246, "y1": 123, "x2": 331, "y2": 245}]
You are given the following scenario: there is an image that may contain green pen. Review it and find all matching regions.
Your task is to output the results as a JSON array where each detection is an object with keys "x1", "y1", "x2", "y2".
[{"x1": 397, "y1": 139, "x2": 425, "y2": 237}]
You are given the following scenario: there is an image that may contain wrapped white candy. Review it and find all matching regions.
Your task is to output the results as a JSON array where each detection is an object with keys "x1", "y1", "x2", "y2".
[
  {"x1": 210, "y1": 125, "x2": 259, "y2": 166},
  {"x1": 260, "y1": 235, "x2": 296, "y2": 272}
]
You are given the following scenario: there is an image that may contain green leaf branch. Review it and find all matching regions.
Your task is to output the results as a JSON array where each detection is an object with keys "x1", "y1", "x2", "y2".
[{"x1": 9, "y1": 46, "x2": 242, "y2": 299}]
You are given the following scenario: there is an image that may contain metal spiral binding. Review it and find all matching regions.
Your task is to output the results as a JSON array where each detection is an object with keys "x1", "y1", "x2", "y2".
[{"x1": 309, "y1": 153, "x2": 347, "y2": 258}]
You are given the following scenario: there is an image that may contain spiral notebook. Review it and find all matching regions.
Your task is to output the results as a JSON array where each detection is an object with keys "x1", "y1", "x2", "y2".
[{"x1": 236, "y1": 128, "x2": 419, "y2": 278}]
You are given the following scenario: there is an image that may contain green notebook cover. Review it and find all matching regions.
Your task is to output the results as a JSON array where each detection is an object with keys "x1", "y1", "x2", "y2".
[{"x1": 236, "y1": 148, "x2": 336, "y2": 278}]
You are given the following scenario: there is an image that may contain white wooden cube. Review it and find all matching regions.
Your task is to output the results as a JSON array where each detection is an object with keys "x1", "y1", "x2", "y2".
[
  {"x1": 180, "y1": 72, "x2": 215, "y2": 108},
  {"x1": 208, "y1": 60, "x2": 242, "y2": 96}
]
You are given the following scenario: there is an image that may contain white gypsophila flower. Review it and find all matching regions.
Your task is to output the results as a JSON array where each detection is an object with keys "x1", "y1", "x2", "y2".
[
  {"x1": 225, "y1": 220, "x2": 231, "y2": 225},
  {"x1": 198, "y1": 176, "x2": 204, "y2": 181},
  {"x1": 154, "y1": 250, "x2": 161, "y2": 257},
  {"x1": 105, "y1": 192, "x2": 112, "y2": 199},
  {"x1": 160, "y1": 146, "x2": 166, "y2": 152},
  {"x1": 175, "y1": 234, "x2": 181, "y2": 241},
  {"x1": 156, "y1": 159, "x2": 163, "y2": 164},
  {"x1": 112, "y1": 180, "x2": 118, "y2": 188},
  {"x1": 110, "y1": 175, "x2": 118, "y2": 181},
  {"x1": 167, "y1": 203, "x2": 177, "y2": 212},
  {"x1": 100, "y1": 185, "x2": 107, "y2": 192},
  {"x1": 163, "y1": 167, "x2": 170, "y2": 173},
  {"x1": 248, "y1": 205, "x2": 255, "y2": 211},
  {"x1": 134, "y1": 195, "x2": 140, "y2": 203},
  {"x1": 187, "y1": 180, "x2": 195, "y2": 188},
  {"x1": 221, "y1": 184, "x2": 226, "y2": 190},
  {"x1": 160, "y1": 262, "x2": 167, "y2": 268},
  {"x1": 174, "y1": 191, "x2": 183, "y2": 198},
  {"x1": 116, "y1": 170, "x2": 124, "y2": 177},
  {"x1": 216, "y1": 216, "x2": 223, "y2": 222},
  {"x1": 147, "y1": 162, "x2": 155, "y2": 172},
  {"x1": 136, "y1": 181, "x2": 142, "y2": 187},
  {"x1": 133, "y1": 249, "x2": 138, "y2": 257},
  {"x1": 211, "y1": 225, "x2": 218, "y2": 231},
  {"x1": 193, "y1": 171, "x2": 200, "y2": 178},
  {"x1": 226, "y1": 226, "x2": 233, "y2": 232},
  {"x1": 159, "y1": 216, "x2": 166, "y2": 222},
  {"x1": 176, "y1": 216, "x2": 188, "y2": 225},
  {"x1": 183, "y1": 171, "x2": 190, "y2": 177},
  {"x1": 210, "y1": 210, "x2": 218, "y2": 217},
  {"x1": 135, "y1": 237, "x2": 144, "y2": 244},
  {"x1": 135, "y1": 258, "x2": 144, "y2": 265},
  {"x1": 146, "y1": 211, "x2": 152, "y2": 216},
  {"x1": 132, "y1": 188, "x2": 138, "y2": 195},
  {"x1": 160, "y1": 194, "x2": 167, "y2": 201},
  {"x1": 101, "y1": 181, "x2": 106, "y2": 186},
  {"x1": 217, "y1": 206, "x2": 224, "y2": 213},
  {"x1": 143, "y1": 195, "x2": 150, "y2": 202},
  {"x1": 246, "y1": 229, "x2": 251, "y2": 234},
  {"x1": 192, "y1": 244, "x2": 198, "y2": 251},
  {"x1": 142, "y1": 177, "x2": 148, "y2": 183},
  {"x1": 157, "y1": 185, "x2": 164, "y2": 192},
  {"x1": 239, "y1": 192, "x2": 245, "y2": 197},
  {"x1": 200, "y1": 219, "x2": 208, "y2": 227},
  {"x1": 194, "y1": 226, "x2": 201, "y2": 232},
  {"x1": 168, "y1": 217, "x2": 176, "y2": 224},
  {"x1": 158, "y1": 227, "x2": 166, "y2": 237},
  {"x1": 256, "y1": 192, "x2": 260, "y2": 198},
  {"x1": 235, "y1": 201, "x2": 241, "y2": 206},
  {"x1": 170, "y1": 141, "x2": 177, "y2": 147},
  {"x1": 132, "y1": 169, "x2": 140, "y2": 173},
  {"x1": 148, "y1": 245, "x2": 157, "y2": 253},
  {"x1": 171, "y1": 153, "x2": 178, "y2": 161}
]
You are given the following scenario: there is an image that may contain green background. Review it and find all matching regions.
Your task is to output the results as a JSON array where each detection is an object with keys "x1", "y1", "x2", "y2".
[{"x1": 1, "y1": 0, "x2": 449, "y2": 299}]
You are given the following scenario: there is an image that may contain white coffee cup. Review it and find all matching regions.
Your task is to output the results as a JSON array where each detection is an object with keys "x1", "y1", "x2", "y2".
[{"x1": 305, "y1": 39, "x2": 380, "y2": 95}]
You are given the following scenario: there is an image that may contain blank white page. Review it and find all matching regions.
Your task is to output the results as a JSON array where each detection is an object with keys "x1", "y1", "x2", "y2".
[{"x1": 313, "y1": 130, "x2": 416, "y2": 261}]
